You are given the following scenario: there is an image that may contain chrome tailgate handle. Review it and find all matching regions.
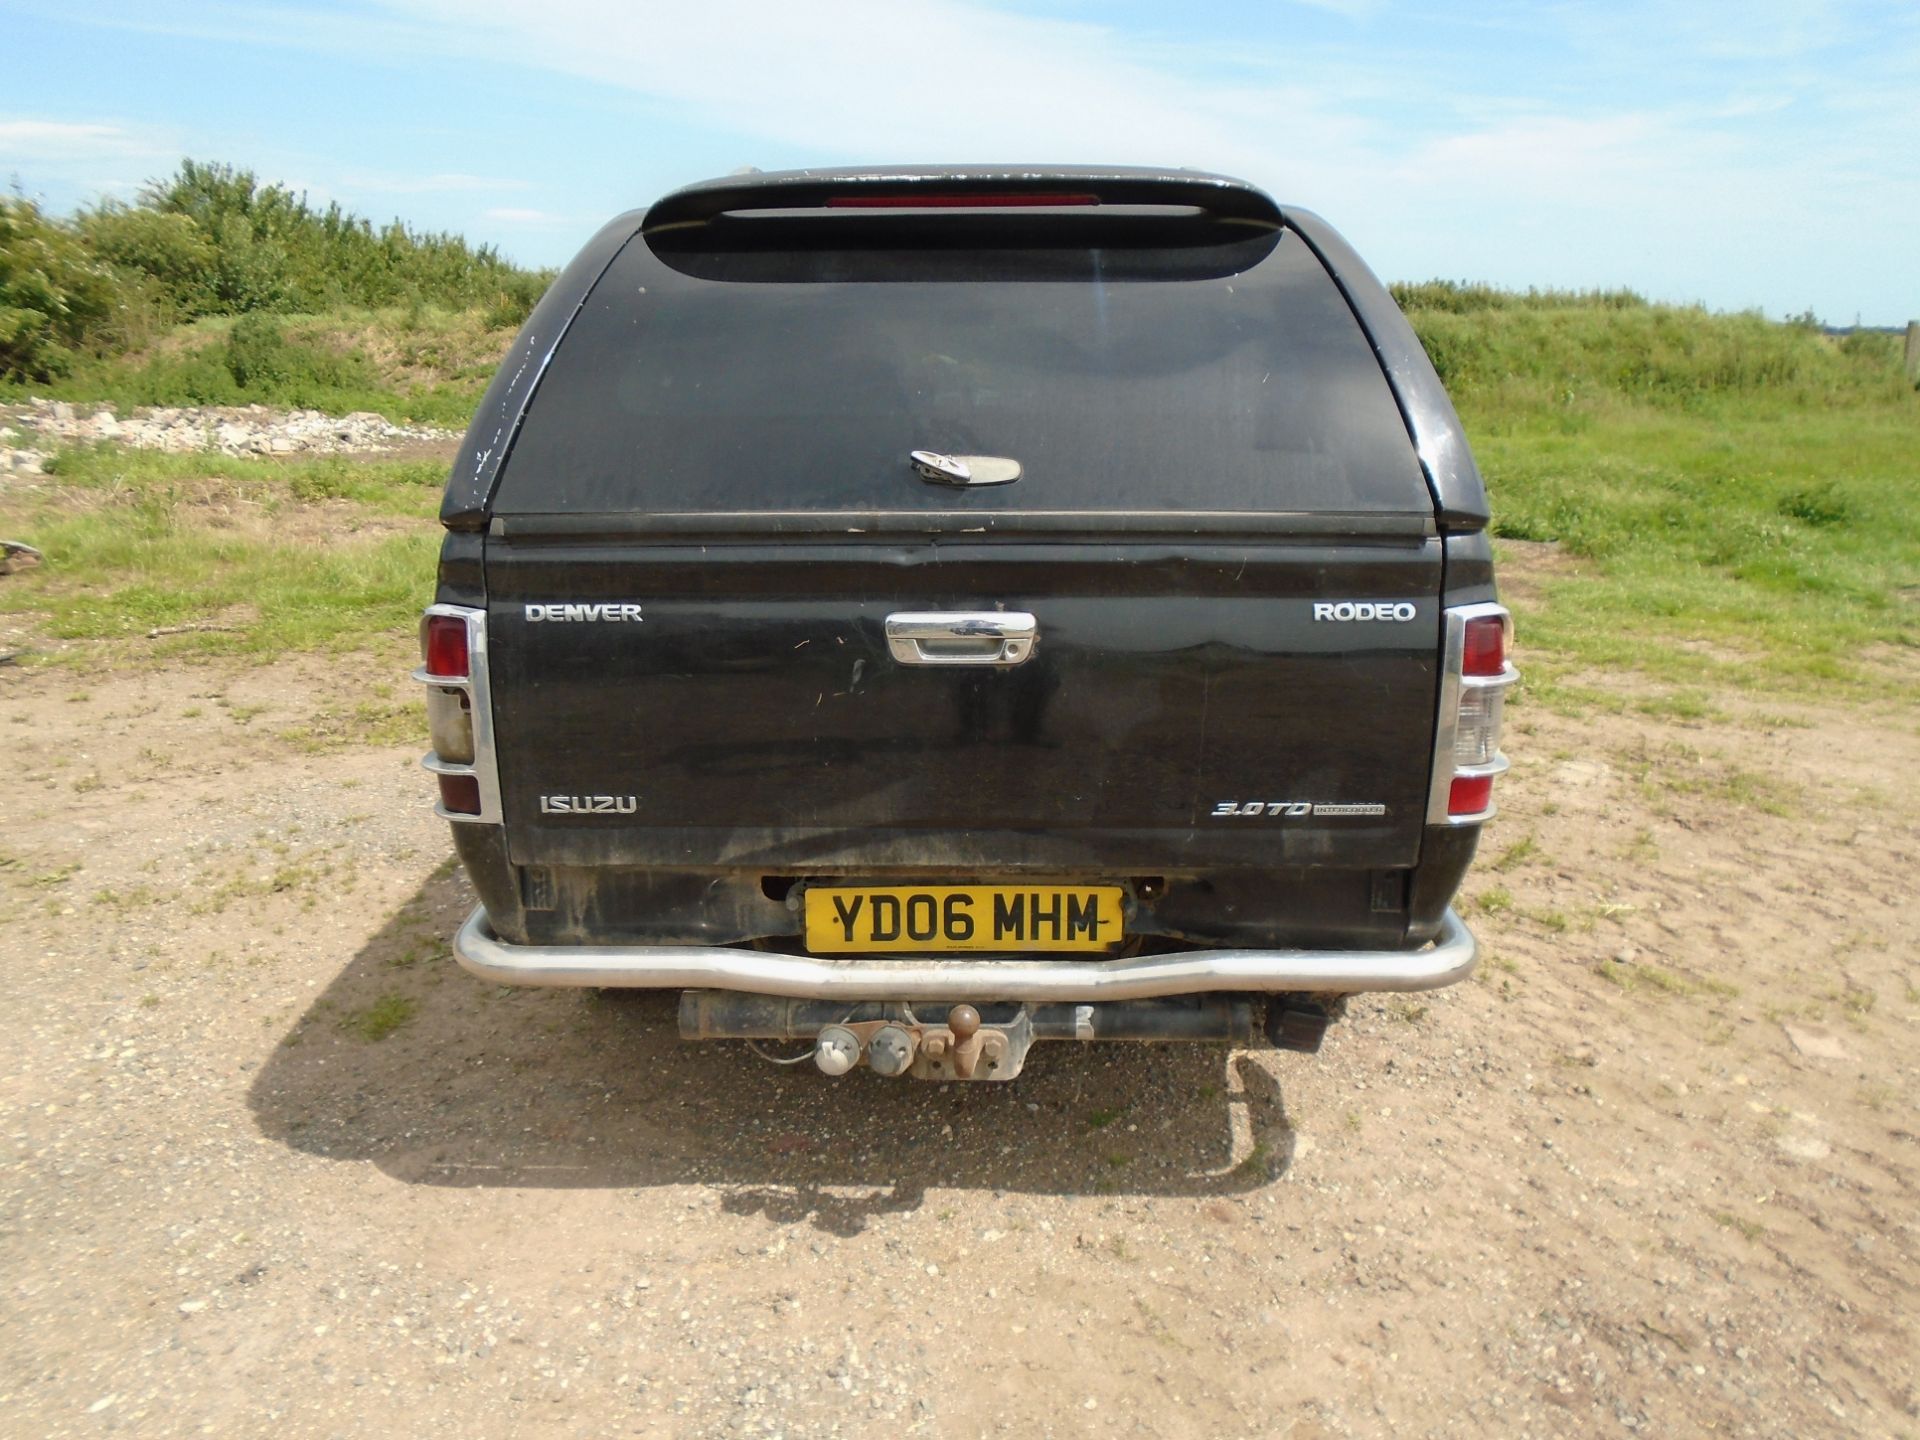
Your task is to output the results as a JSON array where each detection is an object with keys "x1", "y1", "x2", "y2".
[{"x1": 886, "y1": 611, "x2": 1038, "y2": 667}]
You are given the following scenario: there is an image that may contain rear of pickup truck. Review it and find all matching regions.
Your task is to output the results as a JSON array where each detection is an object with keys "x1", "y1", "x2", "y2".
[{"x1": 420, "y1": 168, "x2": 1516, "y2": 1080}]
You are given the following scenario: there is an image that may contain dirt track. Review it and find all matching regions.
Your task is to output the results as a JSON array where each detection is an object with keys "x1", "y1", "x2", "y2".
[{"x1": 1, "y1": 614, "x2": 1916, "y2": 1437}]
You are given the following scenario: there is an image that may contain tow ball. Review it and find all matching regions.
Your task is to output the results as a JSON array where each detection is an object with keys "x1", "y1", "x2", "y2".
[
  {"x1": 812, "y1": 1005, "x2": 1024, "y2": 1081},
  {"x1": 677, "y1": 993, "x2": 1263, "y2": 1081}
]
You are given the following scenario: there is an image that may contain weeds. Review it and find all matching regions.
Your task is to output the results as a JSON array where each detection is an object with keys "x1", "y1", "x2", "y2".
[
  {"x1": 189, "y1": 856, "x2": 331, "y2": 915},
  {"x1": 1526, "y1": 907, "x2": 1572, "y2": 934},
  {"x1": 1133, "y1": 1296, "x2": 1189, "y2": 1350},
  {"x1": 1619, "y1": 740, "x2": 1800, "y2": 817},
  {"x1": 1595, "y1": 959, "x2": 1739, "y2": 999},
  {"x1": 1492, "y1": 835, "x2": 1539, "y2": 871},
  {"x1": 1623, "y1": 830, "x2": 1660, "y2": 862},
  {"x1": 0, "y1": 450, "x2": 441, "y2": 662},
  {"x1": 281, "y1": 696, "x2": 416, "y2": 751},
  {"x1": 1837, "y1": 985, "x2": 1877, "y2": 1017},
  {"x1": 1473, "y1": 886, "x2": 1515, "y2": 916},
  {"x1": 341, "y1": 992, "x2": 417, "y2": 1042},
  {"x1": 1231, "y1": 1140, "x2": 1273, "y2": 1179},
  {"x1": 1855, "y1": 1083, "x2": 1896, "y2": 1112}
]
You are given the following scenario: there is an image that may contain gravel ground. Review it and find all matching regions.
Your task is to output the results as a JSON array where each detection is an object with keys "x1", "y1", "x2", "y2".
[
  {"x1": 0, "y1": 400, "x2": 459, "y2": 473},
  {"x1": 0, "y1": 634, "x2": 1915, "y2": 1438}
]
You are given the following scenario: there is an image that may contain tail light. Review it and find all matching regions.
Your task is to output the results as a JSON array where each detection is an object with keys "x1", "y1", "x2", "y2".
[
  {"x1": 825, "y1": 192, "x2": 1101, "y2": 208},
  {"x1": 1428, "y1": 604, "x2": 1517, "y2": 825},
  {"x1": 421, "y1": 613, "x2": 469, "y2": 680},
  {"x1": 416, "y1": 605, "x2": 500, "y2": 823}
]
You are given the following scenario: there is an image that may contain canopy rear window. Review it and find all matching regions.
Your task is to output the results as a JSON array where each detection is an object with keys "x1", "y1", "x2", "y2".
[{"x1": 493, "y1": 223, "x2": 1428, "y2": 523}]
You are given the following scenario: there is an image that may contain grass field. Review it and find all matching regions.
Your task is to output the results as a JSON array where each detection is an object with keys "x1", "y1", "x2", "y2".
[
  {"x1": 4, "y1": 306, "x2": 518, "y2": 427},
  {"x1": 0, "y1": 449, "x2": 441, "y2": 658},
  {"x1": 3, "y1": 290, "x2": 1916, "y2": 700},
  {"x1": 1481, "y1": 395, "x2": 1919, "y2": 700}
]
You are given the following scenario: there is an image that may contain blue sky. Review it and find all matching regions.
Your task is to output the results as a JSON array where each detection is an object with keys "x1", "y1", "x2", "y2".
[{"x1": 4, "y1": 0, "x2": 1916, "y2": 323}]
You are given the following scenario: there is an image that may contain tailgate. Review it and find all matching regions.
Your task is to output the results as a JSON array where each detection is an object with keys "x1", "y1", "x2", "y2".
[{"x1": 485, "y1": 536, "x2": 1442, "y2": 873}]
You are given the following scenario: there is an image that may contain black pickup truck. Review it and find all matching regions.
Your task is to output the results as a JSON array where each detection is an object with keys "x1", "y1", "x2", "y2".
[{"x1": 418, "y1": 167, "x2": 1516, "y2": 1081}]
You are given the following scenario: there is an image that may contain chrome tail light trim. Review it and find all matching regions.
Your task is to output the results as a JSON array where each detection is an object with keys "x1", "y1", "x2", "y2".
[{"x1": 416, "y1": 603, "x2": 503, "y2": 824}]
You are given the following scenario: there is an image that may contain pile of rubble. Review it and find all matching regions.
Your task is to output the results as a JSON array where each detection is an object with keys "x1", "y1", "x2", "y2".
[{"x1": 0, "y1": 400, "x2": 460, "y2": 474}]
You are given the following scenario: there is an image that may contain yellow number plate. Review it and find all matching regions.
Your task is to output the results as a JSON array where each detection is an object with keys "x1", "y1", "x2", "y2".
[{"x1": 803, "y1": 885, "x2": 1125, "y2": 954}]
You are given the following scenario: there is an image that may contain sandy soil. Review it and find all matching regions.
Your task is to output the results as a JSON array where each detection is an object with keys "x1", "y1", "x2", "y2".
[{"x1": 1, "y1": 612, "x2": 1915, "y2": 1437}]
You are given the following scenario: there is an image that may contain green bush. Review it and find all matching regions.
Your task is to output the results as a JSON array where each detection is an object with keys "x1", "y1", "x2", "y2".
[
  {"x1": 1390, "y1": 280, "x2": 1649, "y2": 314},
  {"x1": 143, "y1": 159, "x2": 546, "y2": 314},
  {"x1": 76, "y1": 204, "x2": 220, "y2": 318},
  {"x1": 0, "y1": 197, "x2": 123, "y2": 380},
  {"x1": 1399, "y1": 292, "x2": 1912, "y2": 410},
  {"x1": 219, "y1": 314, "x2": 374, "y2": 402},
  {"x1": 224, "y1": 313, "x2": 296, "y2": 389},
  {"x1": 0, "y1": 159, "x2": 556, "y2": 384}
]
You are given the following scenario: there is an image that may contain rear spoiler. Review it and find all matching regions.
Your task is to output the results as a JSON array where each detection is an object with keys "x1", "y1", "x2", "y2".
[
  {"x1": 440, "y1": 171, "x2": 1488, "y2": 535},
  {"x1": 644, "y1": 166, "x2": 1283, "y2": 231}
]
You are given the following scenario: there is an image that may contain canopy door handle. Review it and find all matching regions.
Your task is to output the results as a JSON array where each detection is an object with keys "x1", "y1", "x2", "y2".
[{"x1": 885, "y1": 612, "x2": 1038, "y2": 667}]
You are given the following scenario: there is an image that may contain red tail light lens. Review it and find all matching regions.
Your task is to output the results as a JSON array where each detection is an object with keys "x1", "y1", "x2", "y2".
[
  {"x1": 1432, "y1": 604, "x2": 1517, "y2": 825},
  {"x1": 437, "y1": 773, "x2": 482, "y2": 815},
  {"x1": 1461, "y1": 616, "x2": 1507, "y2": 677},
  {"x1": 423, "y1": 615, "x2": 469, "y2": 680},
  {"x1": 1448, "y1": 774, "x2": 1494, "y2": 816}
]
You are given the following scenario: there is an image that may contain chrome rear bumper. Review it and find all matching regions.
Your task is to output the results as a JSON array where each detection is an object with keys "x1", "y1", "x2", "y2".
[{"x1": 452, "y1": 906, "x2": 1477, "y2": 1002}]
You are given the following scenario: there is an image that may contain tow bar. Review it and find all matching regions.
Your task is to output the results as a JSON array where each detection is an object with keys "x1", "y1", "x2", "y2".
[{"x1": 679, "y1": 994, "x2": 1272, "y2": 1081}]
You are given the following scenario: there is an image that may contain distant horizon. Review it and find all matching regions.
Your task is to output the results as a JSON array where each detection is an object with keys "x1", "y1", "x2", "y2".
[
  {"x1": 7, "y1": 156, "x2": 1916, "y2": 333},
  {"x1": 5, "y1": 1, "x2": 1916, "y2": 326}
]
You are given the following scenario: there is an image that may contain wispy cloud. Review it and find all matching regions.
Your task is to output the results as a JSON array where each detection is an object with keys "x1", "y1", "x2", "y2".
[
  {"x1": 483, "y1": 206, "x2": 565, "y2": 223},
  {"x1": 348, "y1": 172, "x2": 532, "y2": 195},
  {"x1": 0, "y1": 117, "x2": 174, "y2": 162},
  {"x1": 0, "y1": 116, "x2": 185, "y2": 202},
  {"x1": 5, "y1": 0, "x2": 1916, "y2": 316},
  {"x1": 404, "y1": 0, "x2": 1211, "y2": 157},
  {"x1": 0, "y1": 120, "x2": 125, "y2": 148}
]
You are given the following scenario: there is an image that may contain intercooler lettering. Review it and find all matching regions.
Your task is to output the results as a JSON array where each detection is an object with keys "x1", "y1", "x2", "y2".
[{"x1": 1212, "y1": 800, "x2": 1386, "y2": 818}]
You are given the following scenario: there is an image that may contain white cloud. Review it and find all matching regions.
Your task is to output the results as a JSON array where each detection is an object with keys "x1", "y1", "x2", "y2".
[
  {"x1": 0, "y1": 117, "x2": 186, "y2": 208},
  {"x1": 484, "y1": 206, "x2": 565, "y2": 223},
  {"x1": 0, "y1": 118, "x2": 175, "y2": 163},
  {"x1": 348, "y1": 0, "x2": 1916, "y2": 316},
  {"x1": 348, "y1": 171, "x2": 532, "y2": 194},
  {"x1": 382, "y1": 0, "x2": 1323, "y2": 180},
  {"x1": 10, "y1": 0, "x2": 1917, "y2": 317},
  {"x1": 0, "y1": 120, "x2": 125, "y2": 147}
]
